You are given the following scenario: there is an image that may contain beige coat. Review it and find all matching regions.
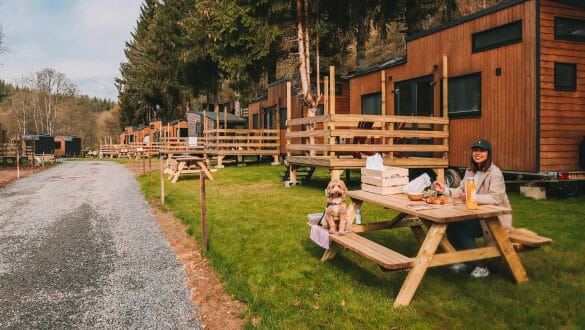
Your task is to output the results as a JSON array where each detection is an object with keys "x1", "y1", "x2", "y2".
[{"x1": 445, "y1": 164, "x2": 512, "y2": 246}]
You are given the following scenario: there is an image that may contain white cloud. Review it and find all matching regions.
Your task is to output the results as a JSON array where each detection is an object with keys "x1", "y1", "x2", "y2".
[{"x1": 0, "y1": 0, "x2": 142, "y2": 100}]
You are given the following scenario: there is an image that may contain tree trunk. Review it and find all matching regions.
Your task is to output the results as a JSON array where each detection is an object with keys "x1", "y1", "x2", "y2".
[
  {"x1": 356, "y1": 18, "x2": 369, "y2": 70},
  {"x1": 405, "y1": 0, "x2": 424, "y2": 35},
  {"x1": 296, "y1": 0, "x2": 318, "y2": 156}
]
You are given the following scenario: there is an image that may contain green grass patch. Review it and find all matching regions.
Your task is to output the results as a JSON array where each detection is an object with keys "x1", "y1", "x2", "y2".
[{"x1": 136, "y1": 163, "x2": 585, "y2": 328}]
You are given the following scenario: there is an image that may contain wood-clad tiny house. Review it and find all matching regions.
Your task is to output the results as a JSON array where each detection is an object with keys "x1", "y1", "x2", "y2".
[
  {"x1": 348, "y1": 0, "x2": 585, "y2": 183},
  {"x1": 248, "y1": 76, "x2": 350, "y2": 155},
  {"x1": 54, "y1": 136, "x2": 81, "y2": 157}
]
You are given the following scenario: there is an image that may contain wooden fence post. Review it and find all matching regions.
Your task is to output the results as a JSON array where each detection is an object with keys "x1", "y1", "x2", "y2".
[
  {"x1": 16, "y1": 141, "x2": 20, "y2": 179},
  {"x1": 160, "y1": 156, "x2": 165, "y2": 204},
  {"x1": 148, "y1": 153, "x2": 152, "y2": 185},
  {"x1": 200, "y1": 174, "x2": 207, "y2": 254}
]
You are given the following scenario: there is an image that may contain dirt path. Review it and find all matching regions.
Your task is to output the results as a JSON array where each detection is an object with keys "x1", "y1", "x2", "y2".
[
  {"x1": 0, "y1": 166, "x2": 46, "y2": 189},
  {"x1": 124, "y1": 161, "x2": 245, "y2": 330}
]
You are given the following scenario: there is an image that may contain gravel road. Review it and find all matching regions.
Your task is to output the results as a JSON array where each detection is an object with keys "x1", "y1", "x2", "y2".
[{"x1": 0, "y1": 161, "x2": 200, "y2": 329}]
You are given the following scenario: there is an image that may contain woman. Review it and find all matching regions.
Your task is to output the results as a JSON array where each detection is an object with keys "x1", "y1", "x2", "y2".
[{"x1": 434, "y1": 139, "x2": 512, "y2": 278}]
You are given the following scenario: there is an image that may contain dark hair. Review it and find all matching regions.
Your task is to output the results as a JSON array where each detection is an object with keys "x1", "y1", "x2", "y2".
[{"x1": 469, "y1": 148, "x2": 492, "y2": 172}]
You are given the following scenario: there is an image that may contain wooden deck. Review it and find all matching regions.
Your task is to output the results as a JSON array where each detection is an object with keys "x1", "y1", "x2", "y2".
[
  {"x1": 286, "y1": 114, "x2": 449, "y2": 180},
  {"x1": 203, "y1": 128, "x2": 280, "y2": 168}
]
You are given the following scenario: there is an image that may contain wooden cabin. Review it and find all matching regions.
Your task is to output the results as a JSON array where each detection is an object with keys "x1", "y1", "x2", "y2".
[
  {"x1": 22, "y1": 134, "x2": 54, "y2": 155},
  {"x1": 120, "y1": 125, "x2": 148, "y2": 144},
  {"x1": 248, "y1": 76, "x2": 350, "y2": 155},
  {"x1": 345, "y1": 0, "x2": 585, "y2": 183},
  {"x1": 54, "y1": 136, "x2": 81, "y2": 157}
]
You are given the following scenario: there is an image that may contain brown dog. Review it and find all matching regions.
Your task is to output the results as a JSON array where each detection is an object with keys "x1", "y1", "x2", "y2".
[{"x1": 322, "y1": 179, "x2": 350, "y2": 235}]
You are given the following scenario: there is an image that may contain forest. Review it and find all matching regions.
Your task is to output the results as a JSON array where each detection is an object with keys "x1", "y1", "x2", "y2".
[
  {"x1": 0, "y1": 72, "x2": 117, "y2": 149},
  {"x1": 117, "y1": 0, "x2": 502, "y2": 128},
  {"x1": 0, "y1": 0, "x2": 502, "y2": 149}
]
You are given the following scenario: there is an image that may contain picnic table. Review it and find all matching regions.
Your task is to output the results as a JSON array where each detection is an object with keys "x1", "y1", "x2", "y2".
[
  {"x1": 166, "y1": 156, "x2": 214, "y2": 183},
  {"x1": 321, "y1": 190, "x2": 534, "y2": 307}
]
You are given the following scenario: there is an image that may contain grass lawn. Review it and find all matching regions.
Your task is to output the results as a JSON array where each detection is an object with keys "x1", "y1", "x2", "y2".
[{"x1": 136, "y1": 162, "x2": 584, "y2": 329}]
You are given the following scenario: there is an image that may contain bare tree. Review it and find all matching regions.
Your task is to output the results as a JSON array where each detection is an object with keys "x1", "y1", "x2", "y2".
[{"x1": 32, "y1": 68, "x2": 77, "y2": 135}]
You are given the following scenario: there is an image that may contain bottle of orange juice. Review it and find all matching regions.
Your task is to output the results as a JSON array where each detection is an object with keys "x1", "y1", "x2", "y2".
[{"x1": 466, "y1": 178, "x2": 478, "y2": 210}]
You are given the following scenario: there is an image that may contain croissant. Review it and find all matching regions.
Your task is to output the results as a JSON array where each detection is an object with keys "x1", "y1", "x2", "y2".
[{"x1": 425, "y1": 196, "x2": 453, "y2": 205}]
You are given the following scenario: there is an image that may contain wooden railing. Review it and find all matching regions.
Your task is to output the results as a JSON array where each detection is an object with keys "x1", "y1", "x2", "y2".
[
  {"x1": 286, "y1": 114, "x2": 449, "y2": 167},
  {"x1": 203, "y1": 129, "x2": 280, "y2": 153}
]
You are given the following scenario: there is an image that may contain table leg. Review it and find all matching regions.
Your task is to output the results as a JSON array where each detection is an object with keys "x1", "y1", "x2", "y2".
[
  {"x1": 485, "y1": 217, "x2": 528, "y2": 284},
  {"x1": 321, "y1": 242, "x2": 341, "y2": 261},
  {"x1": 410, "y1": 225, "x2": 426, "y2": 245},
  {"x1": 197, "y1": 161, "x2": 215, "y2": 181},
  {"x1": 172, "y1": 161, "x2": 185, "y2": 183},
  {"x1": 423, "y1": 221, "x2": 456, "y2": 253},
  {"x1": 347, "y1": 199, "x2": 362, "y2": 225},
  {"x1": 394, "y1": 223, "x2": 446, "y2": 307}
]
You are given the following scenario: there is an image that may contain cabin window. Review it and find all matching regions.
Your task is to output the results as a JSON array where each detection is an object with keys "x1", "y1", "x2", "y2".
[
  {"x1": 263, "y1": 106, "x2": 276, "y2": 129},
  {"x1": 555, "y1": 17, "x2": 585, "y2": 42},
  {"x1": 54, "y1": 141, "x2": 62, "y2": 149},
  {"x1": 317, "y1": 104, "x2": 325, "y2": 115},
  {"x1": 252, "y1": 113, "x2": 259, "y2": 129},
  {"x1": 395, "y1": 76, "x2": 434, "y2": 118},
  {"x1": 312, "y1": 83, "x2": 343, "y2": 95},
  {"x1": 178, "y1": 128, "x2": 188, "y2": 137},
  {"x1": 361, "y1": 92, "x2": 382, "y2": 115},
  {"x1": 472, "y1": 20, "x2": 522, "y2": 53},
  {"x1": 554, "y1": 62, "x2": 577, "y2": 91},
  {"x1": 448, "y1": 72, "x2": 482, "y2": 118},
  {"x1": 279, "y1": 107, "x2": 287, "y2": 128}
]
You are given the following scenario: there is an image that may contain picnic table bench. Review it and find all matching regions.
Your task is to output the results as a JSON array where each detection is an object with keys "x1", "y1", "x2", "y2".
[
  {"x1": 318, "y1": 190, "x2": 552, "y2": 307},
  {"x1": 165, "y1": 156, "x2": 215, "y2": 183}
]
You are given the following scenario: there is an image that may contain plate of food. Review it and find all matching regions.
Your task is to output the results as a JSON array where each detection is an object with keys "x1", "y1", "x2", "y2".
[{"x1": 425, "y1": 196, "x2": 453, "y2": 205}]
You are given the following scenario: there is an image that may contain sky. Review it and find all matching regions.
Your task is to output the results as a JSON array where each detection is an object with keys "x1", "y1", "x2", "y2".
[{"x1": 0, "y1": 0, "x2": 142, "y2": 101}]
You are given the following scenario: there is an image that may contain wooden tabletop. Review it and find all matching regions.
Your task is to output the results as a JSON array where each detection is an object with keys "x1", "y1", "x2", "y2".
[{"x1": 348, "y1": 190, "x2": 511, "y2": 223}]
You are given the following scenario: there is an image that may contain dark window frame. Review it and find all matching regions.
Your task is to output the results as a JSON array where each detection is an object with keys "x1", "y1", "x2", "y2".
[
  {"x1": 263, "y1": 106, "x2": 276, "y2": 129},
  {"x1": 554, "y1": 62, "x2": 577, "y2": 91},
  {"x1": 447, "y1": 72, "x2": 482, "y2": 119},
  {"x1": 311, "y1": 83, "x2": 343, "y2": 95},
  {"x1": 361, "y1": 92, "x2": 382, "y2": 115},
  {"x1": 554, "y1": 16, "x2": 585, "y2": 42},
  {"x1": 252, "y1": 113, "x2": 259, "y2": 129},
  {"x1": 472, "y1": 20, "x2": 523, "y2": 53},
  {"x1": 279, "y1": 107, "x2": 287, "y2": 128}
]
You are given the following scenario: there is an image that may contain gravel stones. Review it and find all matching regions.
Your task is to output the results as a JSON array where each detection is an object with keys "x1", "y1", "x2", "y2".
[{"x1": 0, "y1": 161, "x2": 200, "y2": 329}]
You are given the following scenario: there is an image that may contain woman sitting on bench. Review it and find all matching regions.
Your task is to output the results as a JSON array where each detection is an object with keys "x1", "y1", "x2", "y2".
[{"x1": 434, "y1": 139, "x2": 512, "y2": 278}]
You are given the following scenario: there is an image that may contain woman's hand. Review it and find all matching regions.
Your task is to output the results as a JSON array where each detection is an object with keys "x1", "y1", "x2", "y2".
[{"x1": 433, "y1": 181, "x2": 446, "y2": 194}]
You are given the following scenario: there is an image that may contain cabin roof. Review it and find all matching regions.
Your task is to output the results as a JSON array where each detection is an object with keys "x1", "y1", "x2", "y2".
[
  {"x1": 55, "y1": 135, "x2": 79, "y2": 141},
  {"x1": 250, "y1": 94, "x2": 268, "y2": 103},
  {"x1": 406, "y1": 0, "x2": 529, "y2": 42},
  {"x1": 22, "y1": 134, "x2": 52, "y2": 140},
  {"x1": 166, "y1": 119, "x2": 186, "y2": 125},
  {"x1": 190, "y1": 111, "x2": 247, "y2": 125},
  {"x1": 343, "y1": 55, "x2": 407, "y2": 79},
  {"x1": 551, "y1": 0, "x2": 585, "y2": 9}
]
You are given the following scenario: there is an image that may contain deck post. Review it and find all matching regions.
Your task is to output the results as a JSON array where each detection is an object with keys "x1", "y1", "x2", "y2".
[
  {"x1": 324, "y1": 76, "x2": 329, "y2": 115},
  {"x1": 330, "y1": 169, "x2": 342, "y2": 181},
  {"x1": 285, "y1": 81, "x2": 299, "y2": 185},
  {"x1": 381, "y1": 70, "x2": 387, "y2": 147},
  {"x1": 438, "y1": 54, "x2": 450, "y2": 184},
  {"x1": 329, "y1": 65, "x2": 336, "y2": 160}
]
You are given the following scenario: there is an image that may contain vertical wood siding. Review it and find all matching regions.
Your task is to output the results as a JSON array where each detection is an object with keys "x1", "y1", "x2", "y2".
[
  {"x1": 350, "y1": 1, "x2": 537, "y2": 172},
  {"x1": 539, "y1": 0, "x2": 585, "y2": 171}
]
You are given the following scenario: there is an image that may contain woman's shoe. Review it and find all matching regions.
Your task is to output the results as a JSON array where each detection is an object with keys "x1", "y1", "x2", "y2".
[
  {"x1": 470, "y1": 266, "x2": 489, "y2": 278},
  {"x1": 449, "y1": 263, "x2": 469, "y2": 274}
]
